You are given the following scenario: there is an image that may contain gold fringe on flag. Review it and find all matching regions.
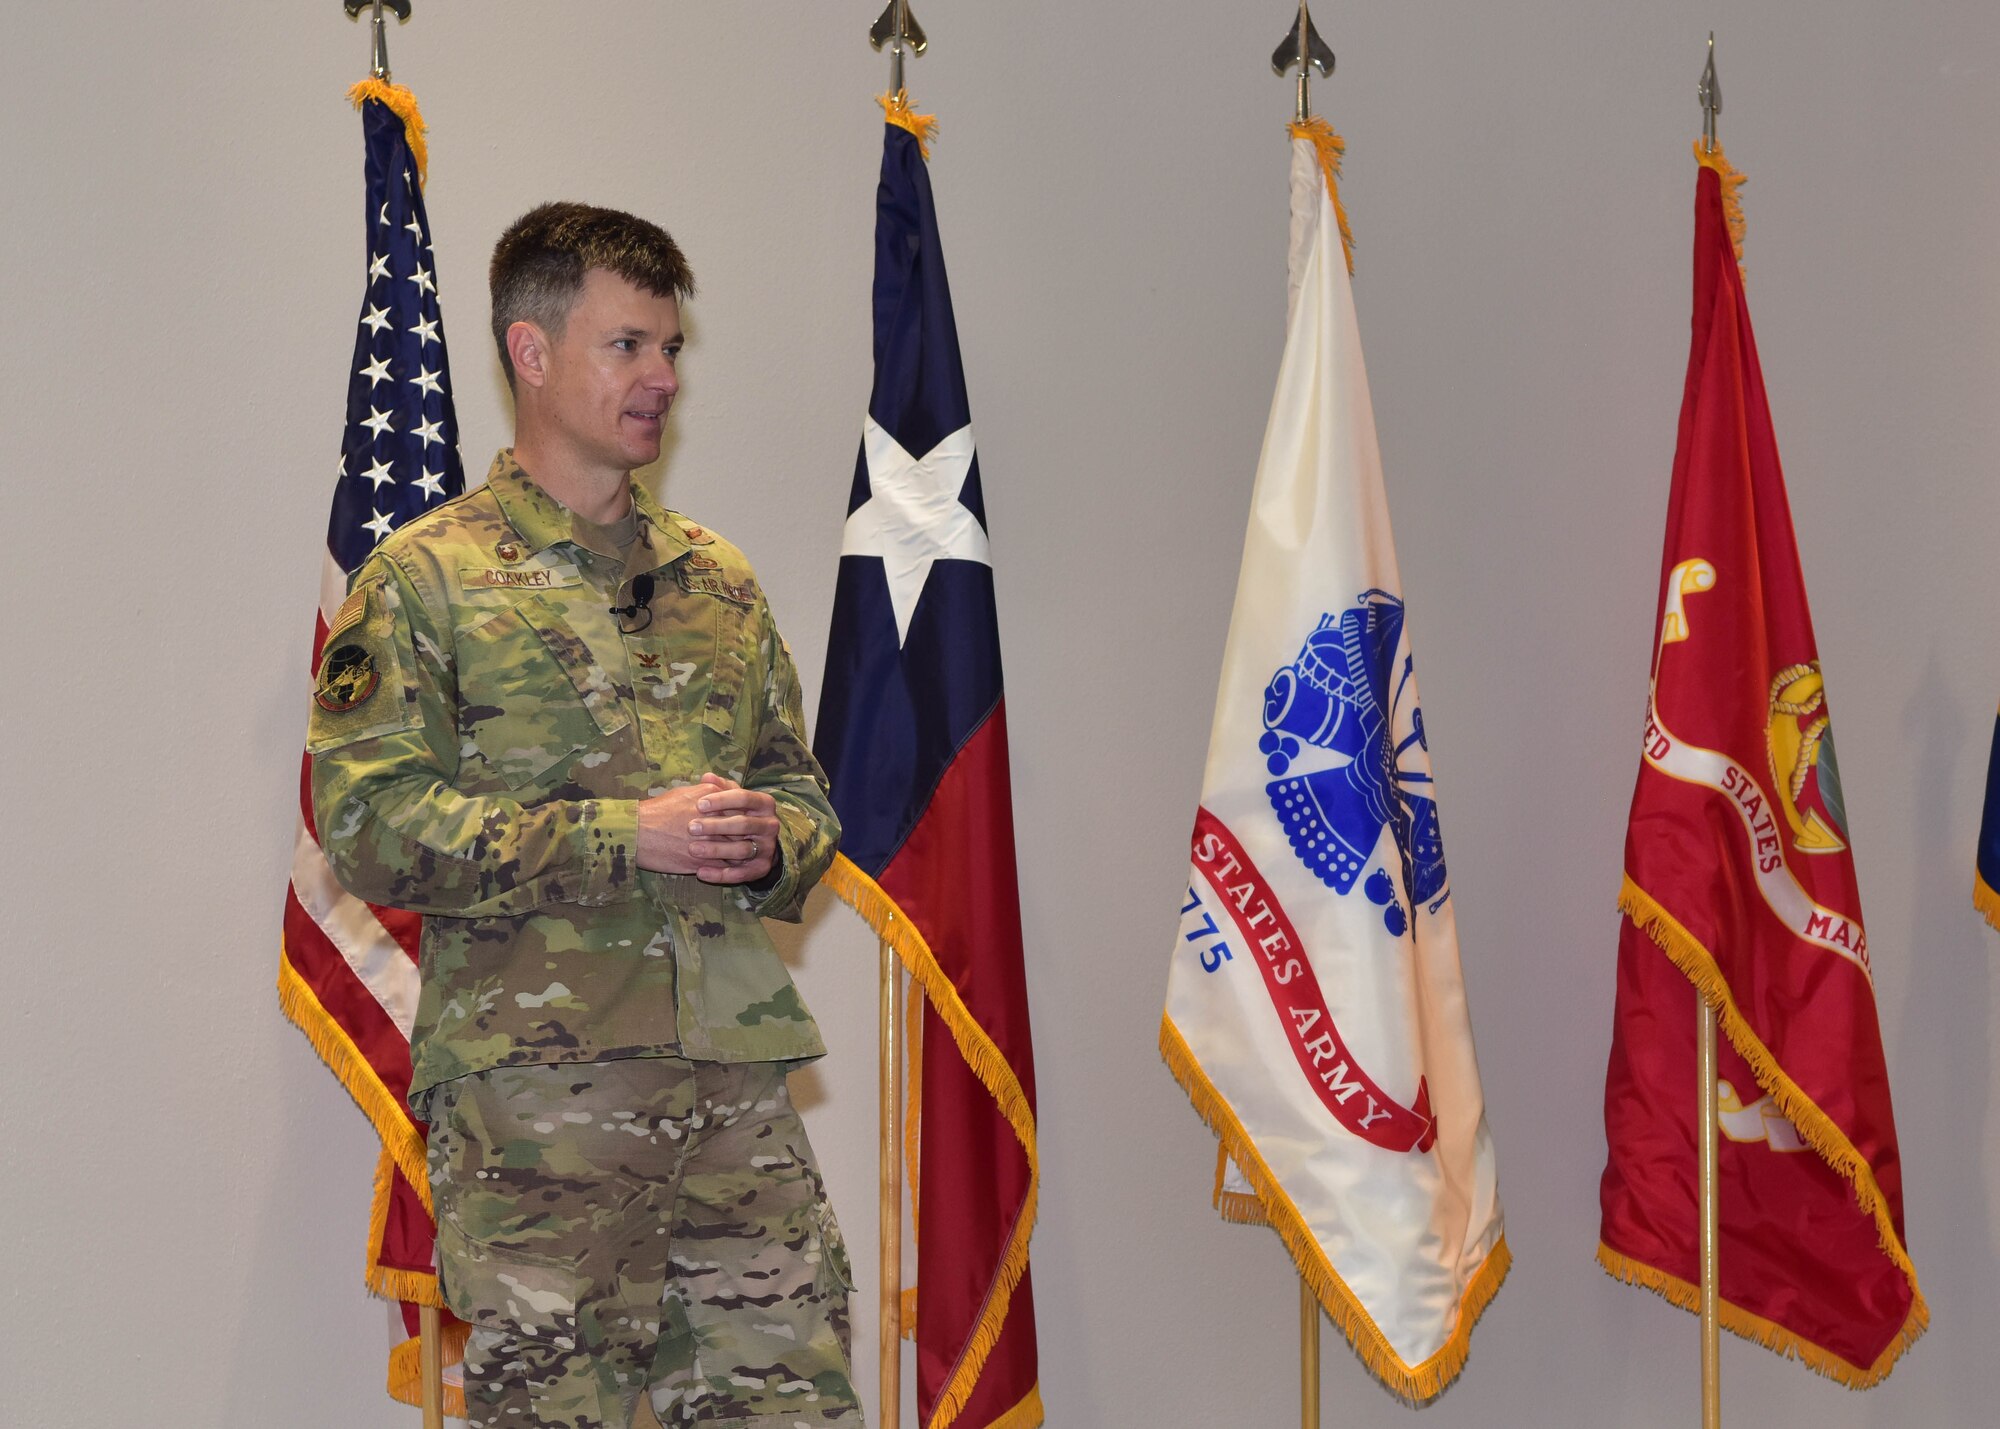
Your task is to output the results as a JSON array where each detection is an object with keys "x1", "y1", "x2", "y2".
[
  {"x1": 1160, "y1": 1015, "x2": 1512, "y2": 1404},
  {"x1": 879, "y1": 90, "x2": 939, "y2": 159},
  {"x1": 1289, "y1": 117, "x2": 1355, "y2": 275},
  {"x1": 982, "y1": 1385, "x2": 1047, "y2": 1429},
  {"x1": 824, "y1": 854, "x2": 1039, "y2": 1428},
  {"x1": 1693, "y1": 139, "x2": 1747, "y2": 274},
  {"x1": 349, "y1": 77, "x2": 431, "y2": 187},
  {"x1": 1211, "y1": 1145, "x2": 1266, "y2": 1225},
  {"x1": 1976, "y1": 868, "x2": 2000, "y2": 931},
  {"x1": 1614, "y1": 875, "x2": 1929, "y2": 1385},
  {"x1": 387, "y1": 1318, "x2": 469, "y2": 1417},
  {"x1": 1595, "y1": 1242, "x2": 1914, "y2": 1391}
]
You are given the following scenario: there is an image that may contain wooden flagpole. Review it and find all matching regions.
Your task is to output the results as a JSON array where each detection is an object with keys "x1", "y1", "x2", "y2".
[
  {"x1": 1276, "y1": 15, "x2": 1331, "y2": 1424},
  {"x1": 880, "y1": 934, "x2": 904, "y2": 1429},
  {"x1": 1695, "y1": 37, "x2": 1723, "y2": 1429},
  {"x1": 1299, "y1": 1277, "x2": 1320, "y2": 1429},
  {"x1": 419, "y1": 1303, "x2": 444, "y2": 1429},
  {"x1": 1697, "y1": 1004, "x2": 1721, "y2": 1429},
  {"x1": 860, "y1": 8, "x2": 922, "y2": 1422}
]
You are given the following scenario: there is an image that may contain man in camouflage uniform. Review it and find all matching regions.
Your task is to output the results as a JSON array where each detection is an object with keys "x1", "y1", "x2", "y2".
[{"x1": 308, "y1": 202, "x2": 859, "y2": 1427}]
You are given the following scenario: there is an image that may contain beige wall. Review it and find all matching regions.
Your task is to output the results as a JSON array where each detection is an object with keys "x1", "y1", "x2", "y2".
[{"x1": 5, "y1": 2, "x2": 1997, "y2": 1424}]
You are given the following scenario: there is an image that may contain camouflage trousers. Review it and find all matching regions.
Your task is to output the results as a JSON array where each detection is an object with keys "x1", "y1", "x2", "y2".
[{"x1": 426, "y1": 1056, "x2": 862, "y2": 1428}]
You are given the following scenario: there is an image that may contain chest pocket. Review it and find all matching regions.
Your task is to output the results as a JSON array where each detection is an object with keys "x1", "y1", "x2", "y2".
[{"x1": 457, "y1": 594, "x2": 632, "y2": 789}]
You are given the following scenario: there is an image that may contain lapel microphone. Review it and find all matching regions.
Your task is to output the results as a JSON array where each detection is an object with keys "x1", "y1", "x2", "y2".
[{"x1": 611, "y1": 574, "x2": 656, "y2": 632}]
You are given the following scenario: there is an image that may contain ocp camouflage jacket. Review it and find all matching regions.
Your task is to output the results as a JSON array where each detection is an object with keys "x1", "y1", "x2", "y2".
[{"x1": 309, "y1": 451, "x2": 838, "y2": 1107}]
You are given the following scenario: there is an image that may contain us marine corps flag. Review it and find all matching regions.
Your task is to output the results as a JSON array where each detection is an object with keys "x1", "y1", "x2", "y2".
[
  {"x1": 1159, "y1": 121, "x2": 1508, "y2": 1402},
  {"x1": 1598, "y1": 144, "x2": 1927, "y2": 1385},
  {"x1": 277, "y1": 79, "x2": 467, "y2": 1411},
  {"x1": 1977, "y1": 710, "x2": 2000, "y2": 928},
  {"x1": 815, "y1": 96, "x2": 1042, "y2": 1429}
]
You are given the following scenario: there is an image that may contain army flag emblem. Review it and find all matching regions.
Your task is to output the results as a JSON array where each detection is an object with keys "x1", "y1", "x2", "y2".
[{"x1": 1159, "y1": 120, "x2": 1508, "y2": 1403}]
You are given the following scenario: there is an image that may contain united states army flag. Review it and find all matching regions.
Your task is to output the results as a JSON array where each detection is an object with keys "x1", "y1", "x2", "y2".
[{"x1": 1159, "y1": 122, "x2": 1508, "y2": 1403}]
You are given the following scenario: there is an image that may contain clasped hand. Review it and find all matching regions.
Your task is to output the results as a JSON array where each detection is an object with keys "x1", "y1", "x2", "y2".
[{"x1": 637, "y1": 773, "x2": 781, "y2": 885}]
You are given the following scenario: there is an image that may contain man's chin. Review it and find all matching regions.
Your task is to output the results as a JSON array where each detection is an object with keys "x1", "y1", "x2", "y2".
[{"x1": 617, "y1": 437, "x2": 665, "y2": 471}]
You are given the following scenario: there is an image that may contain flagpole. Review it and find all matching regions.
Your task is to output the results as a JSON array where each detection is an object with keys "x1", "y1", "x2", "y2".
[
  {"x1": 1696, "y1": 1000, "x2": 1728, "y2": 1424},
  {"x1": 861, "y1": 15, "x2": 924, "y2": 1425},
  {"x1": 1299, "y1": 1279, "x2": 1321, "y2": 1429},
  {"x1": 1293, "y1": 2, "x2": 1310, "y2": 120},
  {"x1": 894, "y1": 0, "x2": 908, "y2": 95},
  {"x1": 1694, "y1": 34, "x2": 1723, "y2": 1429},
  {"x1": 418, "y1": 1302, "x2": 444, "y2": 1429},
  {"x1": 1274, "y1": 12, "x2": 1332, "y2": 1426},
  {"x1": 879, "y1": 930, "x2": 904, "y2": 1429}
]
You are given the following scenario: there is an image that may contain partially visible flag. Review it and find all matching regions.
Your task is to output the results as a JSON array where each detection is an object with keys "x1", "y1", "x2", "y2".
[
  {"x1": 1598, "y1": 143, "x2": 1927, "y2": 1386},
  {"x1": 813, "y1": 95, "x2": 1042, "y2": 1429},
  {"x1": 1159, "y1": 120, "x2": 1508, "y2": 1403},
  {"x1": 1978, "y1": 711, "x2": 2000, "y2": 928},
  {"x1": 277, "y1": 79, "x2": 467, "y2": 1412}
]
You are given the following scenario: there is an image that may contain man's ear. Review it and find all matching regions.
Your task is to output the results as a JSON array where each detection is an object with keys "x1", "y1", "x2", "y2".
[{"x1": 507, "y1": 321, "x2": 550, "y2": 390}]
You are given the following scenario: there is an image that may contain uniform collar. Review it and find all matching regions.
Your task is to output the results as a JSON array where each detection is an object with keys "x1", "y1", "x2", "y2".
[{"x1": 484, "y1": 449, "x2": 690, "y2": 569}]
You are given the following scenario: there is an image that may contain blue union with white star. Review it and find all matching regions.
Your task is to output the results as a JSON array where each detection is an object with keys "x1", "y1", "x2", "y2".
[
  {"x1": 816, "y1": 124, "x2": 1004, "y2": 873},
  {"x1": 328, "y1": 98, "x2": 463, "y2": 572}
]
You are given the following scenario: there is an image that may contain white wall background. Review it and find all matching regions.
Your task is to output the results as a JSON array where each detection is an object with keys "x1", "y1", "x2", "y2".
[{"x1": 4, "y1": 2, "x2": 1997, "y2": 1425}]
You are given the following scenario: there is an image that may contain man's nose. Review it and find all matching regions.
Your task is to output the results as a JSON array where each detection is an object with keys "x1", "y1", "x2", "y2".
[{"x1": 647, "y1": 350, "x2": 679, "y2": 395}]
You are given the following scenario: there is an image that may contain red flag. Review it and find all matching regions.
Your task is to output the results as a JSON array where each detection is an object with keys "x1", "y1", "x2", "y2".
[{"x1": 1597, "y1": 145, "x2": 1926, "y2": 1386}]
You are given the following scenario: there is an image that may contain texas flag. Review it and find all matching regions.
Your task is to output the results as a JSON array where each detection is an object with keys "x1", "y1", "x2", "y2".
[
  {"x1": 814, "y1": 96, "x2": 1043, "y2": 1429},
  {"x1": 1159, "y1": 120, "x2": 1507, "y2": 1403}
]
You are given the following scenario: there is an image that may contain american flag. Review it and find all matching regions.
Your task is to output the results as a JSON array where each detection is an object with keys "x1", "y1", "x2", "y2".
[{"x1": 278, "y1": 82, "x2": 465, "y2": 1408}]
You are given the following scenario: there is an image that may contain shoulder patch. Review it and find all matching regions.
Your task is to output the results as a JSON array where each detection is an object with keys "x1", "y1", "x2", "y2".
[{"x1": 314, "y1": 642, "x2": 381, "y2": 712}]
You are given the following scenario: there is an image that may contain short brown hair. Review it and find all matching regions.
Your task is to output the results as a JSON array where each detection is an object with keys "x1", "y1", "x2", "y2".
[{"x1": 489, "y1": 202, "x2": 695, "y2": 388}]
